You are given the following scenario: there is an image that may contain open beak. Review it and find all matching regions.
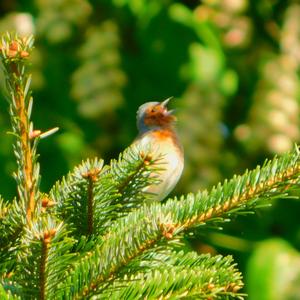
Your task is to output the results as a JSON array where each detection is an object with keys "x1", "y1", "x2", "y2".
[
  {"x1": 159, "y1": 97, "x2": 177, "y2": 121},
  {"x1": 160, "y1": 97, "x2": 176, "y2": 115}
]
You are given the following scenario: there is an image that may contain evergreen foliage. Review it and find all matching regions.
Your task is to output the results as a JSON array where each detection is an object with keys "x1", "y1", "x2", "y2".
[{"x1": 0, "y1": 33, "x2": 300, "y2": 299}]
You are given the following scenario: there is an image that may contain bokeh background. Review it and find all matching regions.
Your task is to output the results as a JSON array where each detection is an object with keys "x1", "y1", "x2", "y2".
[{"x1": 1, "y1": 0, "x2": 300, "y2": 298}]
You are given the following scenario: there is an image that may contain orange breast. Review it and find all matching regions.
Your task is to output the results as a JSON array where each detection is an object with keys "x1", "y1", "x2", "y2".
[
  {"x1": 149, "y1": 129, "x2": 183, "y2": 156},
  {"x1": 141, "y1": 128, "x2": 184, "y2": 201},
  {"x1": 151, "y1": 128, "x2": 176, "y2": 141}
]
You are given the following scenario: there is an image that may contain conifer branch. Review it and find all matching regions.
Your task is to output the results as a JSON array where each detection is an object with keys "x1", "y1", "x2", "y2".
[
  {"x1": 100, "y1": 252, "x2": 244, "y2": 299},
  {"x1": 60, "y1": 146, "x2": 300, "y2": 298},
  {"x1": 88, "y1": 176, "x2": 94, "y2": 235},
  {"x1": 51, "y1": 147, "x2": 162, "y2": 238},
  {"x1": 0, "y1": 198, "x2": 25, "y2": 273},
  {"x1": 0, "y1": 33, "x2": 37, "y2": 223},
  {"x1": 15, "y1": 218, "x2": 75, "y2": 299},
  {"x1": 107, "y1": 146, "x2": 163, "y2": 212},
  {"x1": 169, "y1": 146, "x2": 300, "y2": 232},
  {"x1": 39, "y1": 233, "x2": 49, "y2": 300},
  {"x1": 81, "y1": 168, "x2": 102, "y2": 235},
  {"x1": 116, "y1": 153, "x2": 149, "y2": 195},
  {"x1": 50, "y1": 158, "x2": 109, "y2": 237}
]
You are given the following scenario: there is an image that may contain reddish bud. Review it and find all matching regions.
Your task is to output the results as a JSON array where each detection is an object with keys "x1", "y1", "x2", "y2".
[
  {"x1": 20, "y1": 51, "x2": 29, "y2": 58},
  {"x1": 43, "y1": 230, "x2": 50, "y2": 240},
  {"x1": 7, "y1": 49, "x2": 18, "y2": 58},
  {"x1": 164, "y1": 232, "x2": 173, "y2": 239},
  {"x1": 44, "y1": 238, "x2": 51, "y2": 244},
  {"x1": 140, "y1": 152, "x2": 152, "y2": 165},
  {"x1": 9, "y1": 41, "x2": 19, "y2": 51},
  {"x1": 81, "y1": 168, "x2": 100, "y2": 182},
  {"x1": 29, "y1": 130, "x2": 41, "y2": 139},
  {"x1": 49, "y1": 228, "x2": 56, "y2": 237},
  {"x1": 42, "y1": 198, "x2": 49, "y2": 207},
  {"x1": 207, "y1": 283, "x2": 215, "y2": 290}
]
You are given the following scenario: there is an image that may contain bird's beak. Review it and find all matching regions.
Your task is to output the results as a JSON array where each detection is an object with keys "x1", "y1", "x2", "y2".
[
  {"x1": 160, "y1": 97, "x2": 173, "y2": 108},
  {"x1": 160, "y1": 97, "x2": 177, "y2": 121}
]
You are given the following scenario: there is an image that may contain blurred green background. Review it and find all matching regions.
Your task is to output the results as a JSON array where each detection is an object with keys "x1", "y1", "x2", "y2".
[{"x1": 0, "y1": 0, "x2": 300, "y2": 298}]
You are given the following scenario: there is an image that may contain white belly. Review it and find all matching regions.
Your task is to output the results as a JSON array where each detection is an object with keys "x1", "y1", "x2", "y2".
[{"x1": 136, "y1": 132, "x2": 184, "y2": 201}]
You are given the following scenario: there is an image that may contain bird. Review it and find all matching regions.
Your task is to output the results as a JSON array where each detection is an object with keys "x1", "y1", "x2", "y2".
[{"x1": 133, "y1": 98, "x2": 184, "y2": 201}]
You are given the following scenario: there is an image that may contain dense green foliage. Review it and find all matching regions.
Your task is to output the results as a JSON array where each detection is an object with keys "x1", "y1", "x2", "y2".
[{"x1": 0, "y1": 1, "x2": 300, "y2": 298}]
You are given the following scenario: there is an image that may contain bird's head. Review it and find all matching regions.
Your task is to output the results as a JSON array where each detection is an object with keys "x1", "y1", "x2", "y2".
[{"x1": 136, "y1": 98, "x2": 176, "y2": 133}]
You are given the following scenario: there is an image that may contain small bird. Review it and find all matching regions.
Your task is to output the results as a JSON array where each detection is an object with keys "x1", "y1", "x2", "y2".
[{"x1": 133, "y1": 98, "x2": 184, "y2": 201}]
